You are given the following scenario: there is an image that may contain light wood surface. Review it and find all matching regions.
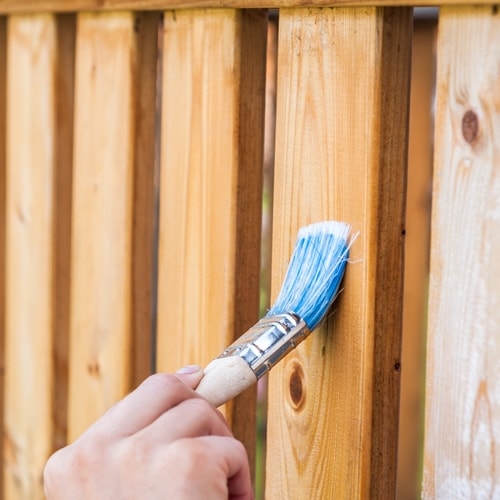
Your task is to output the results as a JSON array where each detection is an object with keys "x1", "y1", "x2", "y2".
[
  {"x1": 423, "y1": 7, "x2": 500, "y2": 498},
  {"x1": 196, "y1": 356, "x2": 258, "y2": 408},
  {"x1": 4, "y1": 15, "x2": 57, "y2": 499},
  {"x1": 265, "y1": 7, "x2": 412, "y2": 498},
  {"x1": 156, "y1": 8, "x2": 266, "y2": 476},
  {"x1": 68, "y1": 12, "x2": 141, "y2": 440}
]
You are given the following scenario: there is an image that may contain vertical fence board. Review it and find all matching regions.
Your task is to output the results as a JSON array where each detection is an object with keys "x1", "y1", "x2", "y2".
[
  {"x1": 4, "y1": 15, "x2": 57, "y2": 499},
  {"x1": 266, "y1": 8, "x2": 412, "y2": 499},
  {"x1": 423, "y1": 7, "x2": 500, "y2": 498},
  {"x1": 68, "y1": 12, "x2": 157, "y2": 440},
  {"x1": 157, "y1": 8, "x2": 267, "y2": 477},
  {"x1": 397, "y1": 16, "x2": 436, "y2": 500}
]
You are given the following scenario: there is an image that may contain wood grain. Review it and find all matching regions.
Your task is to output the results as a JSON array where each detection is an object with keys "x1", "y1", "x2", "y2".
[
  {"x1": 156, "y1": 8, "x2": 266, "y2": 478},
  {"x1": 4, "y1": 15, "x2": 57, "y2": 499},
  {"x1": 68, "y1": 12, "x2": 157, "y2": 440},
  {"x1": 265, "y1": 8, "x2": 412, "y2": 499},
  {"x1": 423, "y1": 7, "x2": 500, "y2": 498}
]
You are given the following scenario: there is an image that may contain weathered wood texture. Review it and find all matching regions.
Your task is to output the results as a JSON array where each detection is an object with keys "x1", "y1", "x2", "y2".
[
  {"x1": 396, "y1": 17, "x2": 436, "y2": 500},
  {"x1": 423, "y1": 6, "x2": 500, "y2": 498},
  {"x1": 265, "y1": 7, "x2": 412, "y2": 499},
  {"x1": 68, "y1": 11, "x2": 158, "y2": 441},
  {"x1": 156, "y1": 8, "x2": 266, "y2": 478},
  {"x1": 4, "y1": 15, "x2": 58, "y2": 499}
]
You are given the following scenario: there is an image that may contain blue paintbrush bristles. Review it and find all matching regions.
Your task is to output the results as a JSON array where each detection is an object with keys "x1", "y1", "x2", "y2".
[{"x1": 267, "y1": 221, "x2": 351, "y2": 330}]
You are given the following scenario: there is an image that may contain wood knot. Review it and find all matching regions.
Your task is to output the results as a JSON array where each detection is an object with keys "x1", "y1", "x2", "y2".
[
  {"x1": 462, "y1": 110, "x2": 479, "y2": 143},
  {"x1": 288, "y1": 362, "x2": 306, "y2": 411},
  {"x1": 87, "y1": 362, "x2": 100, "y2": 377}
]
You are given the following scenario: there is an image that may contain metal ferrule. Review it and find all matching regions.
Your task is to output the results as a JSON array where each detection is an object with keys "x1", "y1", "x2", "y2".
[{"x1": 217, "y1": 312, "x2": 310, "y2": 379}]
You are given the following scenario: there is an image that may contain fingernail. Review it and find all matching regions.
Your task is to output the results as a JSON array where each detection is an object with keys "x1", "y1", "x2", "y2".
[{"x1": 176, "y1": 364, "x2": 202, "y2": 374}]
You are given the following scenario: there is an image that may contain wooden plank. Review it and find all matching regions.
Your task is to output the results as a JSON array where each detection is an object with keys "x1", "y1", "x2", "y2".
[
  {"x1": 423, "y1": 7, "x2": 500, "y2": 498},
  {"x1": 156, "y1": 8, "x2": 266, "y2": 480},
  {"x1": 0, "y1": 15, "x2": 6, "y2": 499},
  {"x1": 265, "y1": 7, "x2": 412, "y2": 499},
  {"x1": 396, "y1": 17, "x2": 436, "y2": 500},
  {"x1": 4, "y1": 15, "x2": 57, "y2": 499},
  {"x1": 0, "y1": 0, "x2": 496, "y2": 14},
  {"x1": 68, "y1": 11, "x2": 158, "y2": 440}
]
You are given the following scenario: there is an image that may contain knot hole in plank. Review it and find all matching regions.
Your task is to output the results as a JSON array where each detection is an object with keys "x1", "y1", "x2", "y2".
[
  {"x1": 287, "y1": 360, "x2": 306, "y2": 411},
  {"x1": 462, "y1": 110, "x2": 479, "y2": 144}
]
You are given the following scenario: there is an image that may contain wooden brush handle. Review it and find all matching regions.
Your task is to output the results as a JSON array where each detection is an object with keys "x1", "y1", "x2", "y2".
[{"x1": 195, "y1": 356, "x2": 257, "y2": 407}]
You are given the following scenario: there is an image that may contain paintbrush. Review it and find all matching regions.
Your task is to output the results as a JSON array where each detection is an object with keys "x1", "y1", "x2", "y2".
[{"x1": 195, "y1": 220, "x2": 353, "y2": 407}]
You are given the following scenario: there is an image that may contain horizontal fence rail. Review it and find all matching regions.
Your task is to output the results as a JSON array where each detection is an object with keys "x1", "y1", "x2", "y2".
[
  {"x1": 0, "y1": 0, "x2": 498, "y2": 11},
  {"x1": 0, "y1": 3, "x2": 499, "y2": 500}
]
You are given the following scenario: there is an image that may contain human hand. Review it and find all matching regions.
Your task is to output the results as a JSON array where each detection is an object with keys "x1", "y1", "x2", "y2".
[{"x1": 44, "y1": 366, "x2": 253, "y2": 500}]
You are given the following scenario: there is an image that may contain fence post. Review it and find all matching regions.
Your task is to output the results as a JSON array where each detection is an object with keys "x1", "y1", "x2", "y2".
[
  {"x1": 423, "y1": 7, "x2": 500, "y2": 497},
  {"x1": 156, "y1": 9, "x2": 267, "y2": 479},
  {"x1": 266, "y1": 7, "x2": 412, "y2": 498}
]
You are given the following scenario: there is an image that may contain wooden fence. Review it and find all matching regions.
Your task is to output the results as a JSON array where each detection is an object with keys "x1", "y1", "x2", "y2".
[{"x1": 0, "y1": 2, "x2": 498, "y2": 499}]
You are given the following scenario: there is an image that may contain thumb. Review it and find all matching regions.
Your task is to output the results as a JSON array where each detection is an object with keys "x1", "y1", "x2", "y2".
[{"x1": 175, "y1": 365, "x2": 204, "y2": 389}]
